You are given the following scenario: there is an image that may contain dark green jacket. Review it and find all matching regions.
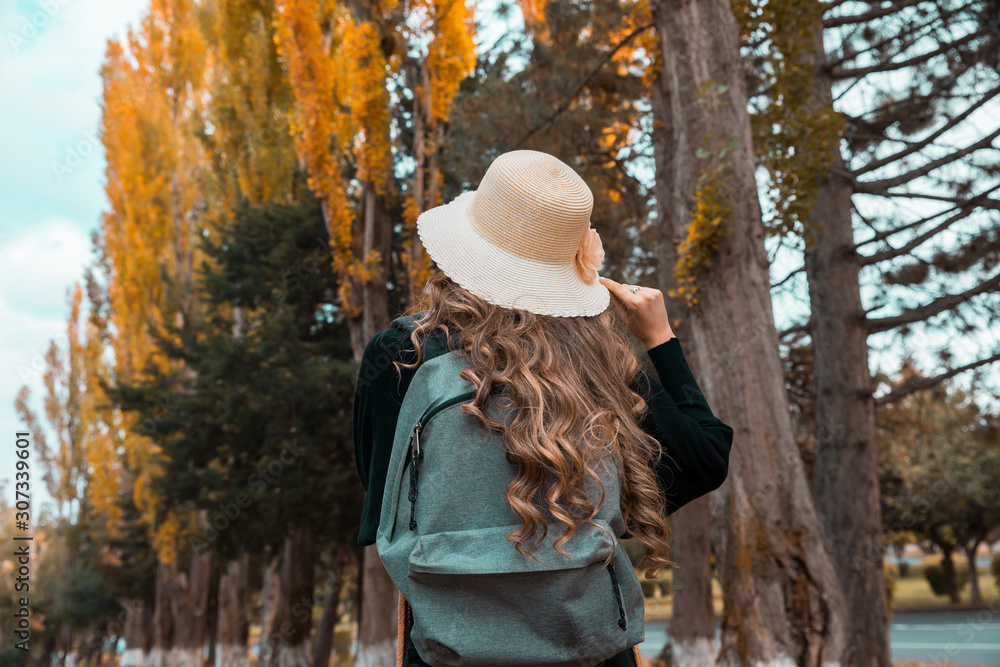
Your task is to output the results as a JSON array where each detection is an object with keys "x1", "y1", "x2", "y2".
[{"x1": 353, "y1": 314, "x2": 735, "y2": 666}]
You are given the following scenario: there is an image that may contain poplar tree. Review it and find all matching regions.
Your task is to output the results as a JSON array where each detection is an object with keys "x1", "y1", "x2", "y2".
[{"x1": 98, "y1": 1, "x2": 214, "y2": 663}]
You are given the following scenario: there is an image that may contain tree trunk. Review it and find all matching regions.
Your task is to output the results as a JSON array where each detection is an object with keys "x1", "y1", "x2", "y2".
[
  {"x1": 648, "y1": 0, "x2": 852, "y2": 663},
  {"x1": 206, "y1": 565, "x2": 218, "y2": 667},
  {"x1": 347, "y1": 181, "x2": 392, "y2": 356},
  {"x1": 261, "y1": 526, "x2": 316, "y2": 667},
  {"x1": 939, "y1": 542, "x2": 961, "y2": 604},
  {"x1": 669, "y1": 496, "x2": 717, "y2": 664},
  {"x1": 409, "y1": 63, "x2": 427, "y2": 300},
  {"x1": 651, "y1": 77, "x2": 718, "y2": 665},
  {"x1": 354, "y1": 546, "x2": 397, "y2": 667},
  {"x1": 312, "y1": 547, "x2": 345, "y2": 667},
  {"x1": 62, "y1": 624, "x2": 76, "y2": 667},
  {"x1": 258, "y1": 554, "x2": 281, "y2": 662},
  {"x1": 963, "y1": 540, "x2": 982, "y2": 603},
  {"x1": 120, "y1": 599, "x2": 149, "y2": 667},
  {"x1": 146, "y1": 562, "x2": 174, "y2": 667},
  {"x1": 171, "y1": 536, "x2": 214, "y2": 667},
  {"x1": 215, "y1": 553, "x2": 250, "y2": 667},
  {"x1": 350, "y1": 186, "x2": 393, "y2": 667},
  {"x1": 33, "y1": 633, "x2": 57, "y2": 667},
  {"x1": 801, "y1": 22, "x2": 893, "y2": 667}
]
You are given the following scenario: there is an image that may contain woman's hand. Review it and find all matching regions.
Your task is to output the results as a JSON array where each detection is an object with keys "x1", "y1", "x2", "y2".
[{"x1": 599, "y1": 277, "x2": 676, "y2": 350}]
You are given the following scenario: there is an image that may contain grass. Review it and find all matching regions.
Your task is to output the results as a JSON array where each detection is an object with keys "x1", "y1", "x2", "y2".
[{"x1": 638, "y1": 564, "x2": 999, "y2": 620}]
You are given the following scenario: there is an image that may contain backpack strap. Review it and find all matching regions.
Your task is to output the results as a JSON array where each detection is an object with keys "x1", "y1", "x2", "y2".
[
  {"x1": 396, "y1": 590, "x2": 411, "y2": 667},
  {"x1": 390, "y1": 311, "x2": 453, "y2": 360}
]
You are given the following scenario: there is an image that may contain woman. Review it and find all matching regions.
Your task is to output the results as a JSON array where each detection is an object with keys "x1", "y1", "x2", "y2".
[{"x1": 353, "y1": 150, "x2": 734, "y2": 666}]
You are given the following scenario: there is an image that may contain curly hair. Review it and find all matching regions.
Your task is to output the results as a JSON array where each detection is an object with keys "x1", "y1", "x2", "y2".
[{"x1": 395, "y1": 269, "x2": 676, "y2": 578}]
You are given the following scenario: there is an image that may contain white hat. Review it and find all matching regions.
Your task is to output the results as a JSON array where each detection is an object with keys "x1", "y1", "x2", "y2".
[{"x1": 415, "y1": 149, "x2": 611, "y2": 317}]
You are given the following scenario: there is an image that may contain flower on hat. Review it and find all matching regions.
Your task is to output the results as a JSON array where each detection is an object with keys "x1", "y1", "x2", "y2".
[{"x1": 574, "y1": 227, "x2": 605, "y2": 282}]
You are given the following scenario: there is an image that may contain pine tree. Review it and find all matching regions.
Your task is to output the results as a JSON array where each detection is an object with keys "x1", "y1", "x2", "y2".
[
  {"x1": 735, "y1": 1, "x2": 1000, "y2": 659},
  {"x1": 107, "y1": 188, "x2": 360, "y2": 667}
]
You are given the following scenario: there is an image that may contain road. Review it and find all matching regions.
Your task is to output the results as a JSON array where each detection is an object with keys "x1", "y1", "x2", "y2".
[{"x1": 639, "y1": 611, "x2": 1000, "y2": 667}]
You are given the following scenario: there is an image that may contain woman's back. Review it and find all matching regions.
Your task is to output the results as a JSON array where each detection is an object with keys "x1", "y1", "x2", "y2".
[
  {"x1": 353, "y1": 149, "x2": 733, "y2": 666},
  {"x1": 354, "y1": 303, "x2": 734, "y2": 666}
]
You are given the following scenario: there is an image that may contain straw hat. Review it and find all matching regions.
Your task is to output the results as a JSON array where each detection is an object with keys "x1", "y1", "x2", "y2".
[{"x1": 415, "y1": 149, "x2": 611, "y2": 317}]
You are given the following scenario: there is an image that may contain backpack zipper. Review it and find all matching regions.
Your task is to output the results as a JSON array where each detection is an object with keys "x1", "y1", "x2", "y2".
[
  {"x1": 408, "y1": 389, "x2": 478, "y2": 530},
  {"x1": 607, "y1": 556, "x2": 628, "y2": 631}
]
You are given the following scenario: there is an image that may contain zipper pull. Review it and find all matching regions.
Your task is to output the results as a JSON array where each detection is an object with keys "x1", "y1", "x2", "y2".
[
  {"x1": 607, "y1": 559, "x2": 627, "y2": 631},
  {"x1": 408, "y1": 424, "x2": 422, "y2": 530}
]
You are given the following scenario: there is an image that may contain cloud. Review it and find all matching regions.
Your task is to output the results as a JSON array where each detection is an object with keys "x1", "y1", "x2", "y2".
[{"x1": 0, "y1": 0, "x2": 149, "y2": 232}]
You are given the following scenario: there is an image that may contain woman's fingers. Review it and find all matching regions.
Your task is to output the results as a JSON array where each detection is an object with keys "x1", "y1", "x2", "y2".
[
  {"x1": 599, "y1": 277, "x2": 636, "y2": 322},
  {"x1": 598, "y1": 277, "x2": 672, "y2": 349},
  {"x1": 599, "y1": 277, "x2": 643, "y2": 311}
]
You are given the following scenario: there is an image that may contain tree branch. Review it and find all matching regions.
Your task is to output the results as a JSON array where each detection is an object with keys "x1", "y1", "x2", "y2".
[
  {"x1": 866, "y1": 270, "x2": 1000, "y2": 334},
  {"x1": 772, "y1": 264, "x2": 804, "y2": 289},
  {"x1": 853, "y1": 89, "x2": 1000, "y2": 177},
  {"x1": 828, "y1": 30, "x2": 980, "y2": 79},
  {"x1": 854, "y1": 206, "x2": 958, "y2": 250},
  {"x1": 859, "y1": 184, "x2": 1000, "y2": 265},
  {"x1": 853, "y1": 127, "x2": 1000, "y2": 195},
  {"x1": 874, "y1": 190, "x2": 1000, "y2": 210},
  {"x1": 823, "y1": 0, "x2": 923, "y2": 28},
  {"x1": 875, "y1": 351, "x2": 1000, "y2": 405},
  {"x1": 826, "y1": 8, "x2": 940, "y2": 71},
  {"x1": 513, "y1": 22, "x2": 654, "y2": 149},
  {"x1": 779, "y1": 322, "x2": 810, "y2": 338}
]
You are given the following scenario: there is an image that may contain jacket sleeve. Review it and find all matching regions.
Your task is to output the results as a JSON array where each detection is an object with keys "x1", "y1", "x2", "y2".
[
  {"x1": 631, "y1": 337, "x2": 734, "y2": 516},
  {"x1": 352, "y1": 330, "x2": 384, "y2": 494},
  {"x1": 353, "y1": 323, "x2": 416, "y2": 487}
]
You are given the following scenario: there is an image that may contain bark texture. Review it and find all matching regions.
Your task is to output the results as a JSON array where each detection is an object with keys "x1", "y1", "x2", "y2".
[
  {"x1": 649, "y1": 0, "x2": 851, "y2": 663},
  {"x1": 172, "y1": 549, "x2": 213, "y2": 667},
  {"x1": 651, "y1": 76, "x2": 719, "y2": 664},
  {"x1": 215, "y1": 553, "x2": 250, "y2": 667},
  {"x1": 258, "y1": 555, "x2": 280, "y2": 662},
  {"x1": 351, "y1": 176, "x2": 393, "y2": 664},
  {"x1": 312, "y1": 547, "x2": 345, "y2": 667},
  {"x1": 119, "y1": 598, "x2": 150, "y2": 667},
  {"x1": 802, "y1": 24, "x2": 892, "y2": 667},
  {"x1": 145, "y1": 562, "x2": 174, "y2": 667},
  {"x1": 669, "y1": 497, "x2": 718, "y2": 666},
  {"x1": 354, "y1": 546, "x2": 397, "y2": 667},
  {"x1": 261, "y1": 526, "x2": 316, "y2": 667}
]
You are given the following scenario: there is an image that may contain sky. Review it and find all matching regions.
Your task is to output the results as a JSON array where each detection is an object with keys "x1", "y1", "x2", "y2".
[
  {"x1": 0, "y1": 0, "x2": 995, "y2": 517},
  {"x1": 0, "y1": 0, "x2": 151, "y2": 514}
]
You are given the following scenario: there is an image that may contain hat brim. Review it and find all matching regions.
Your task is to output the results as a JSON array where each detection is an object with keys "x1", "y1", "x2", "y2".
[{"x1": 416, "y1": 191, "x2": 611, "y2": 317}]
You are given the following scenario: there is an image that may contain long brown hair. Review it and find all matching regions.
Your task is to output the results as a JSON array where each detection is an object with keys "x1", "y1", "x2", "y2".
[{"x1": 396, "y1": 270, "x2": 675, "y2": 577}]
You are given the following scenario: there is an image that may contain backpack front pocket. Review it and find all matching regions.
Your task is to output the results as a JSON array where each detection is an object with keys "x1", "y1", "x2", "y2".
[{"x1": 406, "y1": 521, "x2": 634, "y2": 667}]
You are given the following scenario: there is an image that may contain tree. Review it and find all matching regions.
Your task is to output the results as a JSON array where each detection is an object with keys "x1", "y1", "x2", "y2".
[
  {"x1": 107, "y1": 191, "x2": 361, "y2": 667},
  {"x1": 648, "y1": 0, "x2": 852, "y2": 662},
  {"x1": 99, "y1": 0, "x2": 215, "y2": 654},
  {"x1": 734, "y1": 0, "x2": 1000, "y2": 660},
  {"x1": 878, "y1": 360, "x2": 1000, "y2": 604}
]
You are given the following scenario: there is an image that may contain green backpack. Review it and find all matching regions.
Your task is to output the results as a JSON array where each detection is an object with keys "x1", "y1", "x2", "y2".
[{"x1": 376, "y1": 314, "x2": 645, "y2": 666}]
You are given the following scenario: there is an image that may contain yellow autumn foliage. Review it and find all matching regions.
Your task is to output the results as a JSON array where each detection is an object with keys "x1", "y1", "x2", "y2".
[
  {"x1": 344, "y1": 20, "x2": 392, "y2": 191},
  {"x1": 100, "y1": 0, "x2": 209, "y2": 563},
  {"x1": 424, "y1": 0, "x2": 477, "y2": 125},
  {"x1": 669, "y1": 165, "x2": 730, "y2": 307},
  {"x1": 275, "y1": 0, "x2": 355, "y2": 275}
]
